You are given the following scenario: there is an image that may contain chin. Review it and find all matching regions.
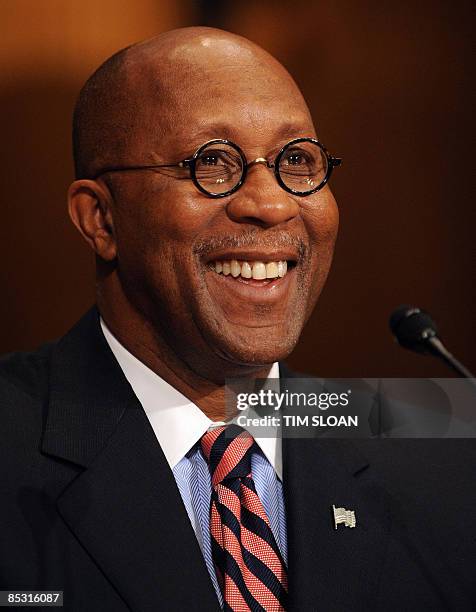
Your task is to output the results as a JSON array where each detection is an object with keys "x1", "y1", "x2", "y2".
[{"x1": 209, "y1": 322, "x2": 302, "y2": 369}]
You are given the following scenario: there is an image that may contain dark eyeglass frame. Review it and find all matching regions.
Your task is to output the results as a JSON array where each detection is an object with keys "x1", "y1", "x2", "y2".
[{"x1": 92, "y1": 137, "x2": 342, "y2": 198}]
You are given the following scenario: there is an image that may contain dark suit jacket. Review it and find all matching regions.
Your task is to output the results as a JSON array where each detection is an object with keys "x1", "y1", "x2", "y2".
[{"x1": 1, "y1": 308, "x2": 475, "y2": 611}]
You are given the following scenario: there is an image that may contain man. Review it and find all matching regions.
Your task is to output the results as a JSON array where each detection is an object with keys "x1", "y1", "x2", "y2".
[{"x1": 1, "y1": 27, "x2": 475, "y2": 612}]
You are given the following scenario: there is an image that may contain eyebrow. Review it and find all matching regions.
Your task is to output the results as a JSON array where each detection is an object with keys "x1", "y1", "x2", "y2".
[{"x1": 187, "y1": 121, "x2": 315, "y2": 150}]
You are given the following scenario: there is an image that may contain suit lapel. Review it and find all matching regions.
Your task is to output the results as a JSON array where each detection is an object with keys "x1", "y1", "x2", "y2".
[
  {"x1": 279, "y1": 364, "x2": 392, "y2": 611},
  {"x1": 42, "y1": 308, "x2": 220, "y2": 612}
]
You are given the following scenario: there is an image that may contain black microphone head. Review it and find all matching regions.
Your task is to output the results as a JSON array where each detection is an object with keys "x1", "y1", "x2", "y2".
[{"x1": 389, "y1": 305, "x2": 439, "y2": 353}]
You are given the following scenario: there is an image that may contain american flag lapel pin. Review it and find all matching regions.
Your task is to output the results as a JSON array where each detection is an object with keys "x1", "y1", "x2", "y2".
[{"x1": 333, "y1": 504, "x2": 356, "y2": 529}]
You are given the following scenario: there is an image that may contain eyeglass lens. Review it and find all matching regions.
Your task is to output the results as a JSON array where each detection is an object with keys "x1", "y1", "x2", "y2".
[
  {"x1": 278, "y1": 140, "x2": 328, "y2": 194},
  {"x1": 194, "y1": 143, "x2": 244, "y2": 195},
  {"x1": 193, "y1": 140, "x2": 328, "y2": 196}
]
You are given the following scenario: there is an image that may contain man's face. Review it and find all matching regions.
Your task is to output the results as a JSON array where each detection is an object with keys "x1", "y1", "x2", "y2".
[{"x1": 107, "y1": 44, "x2": 339, "y2": 376}]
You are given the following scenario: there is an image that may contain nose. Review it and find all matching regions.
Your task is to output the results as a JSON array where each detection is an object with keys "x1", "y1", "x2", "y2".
[{"x1": 226, "y1": 162, "x2": 300, "y2": 227}]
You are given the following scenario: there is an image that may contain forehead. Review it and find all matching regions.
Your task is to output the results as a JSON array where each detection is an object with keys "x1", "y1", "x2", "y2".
[
  {"x1": 134, "y1": 45, "x2": 315, "y2": 154},
  {"x1": 170, "y1": 106, "x2": 315, "y2": 157}
]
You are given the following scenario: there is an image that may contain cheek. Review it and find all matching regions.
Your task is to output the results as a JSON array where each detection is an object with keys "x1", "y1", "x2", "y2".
[
  {"x1": 114, "y1": 182, "x2": 217, "y2": 260},
  {"x1": 303, "y1": 189, "x2": 339, "y2": 244},
  {"x1": 301, "y1": 190, "x2": 339, "y2": 268},
  {"x1": 300, "y1": 190, "x2": 339, "y2": 306},
  {"x1": 111, "y1": 183, "x2": 225, "y2": 324}
]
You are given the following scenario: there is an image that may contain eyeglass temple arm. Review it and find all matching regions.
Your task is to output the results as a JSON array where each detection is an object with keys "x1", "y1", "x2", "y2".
[{"x1": 91, "y1": 161, "x2": 188, "y2": 179}]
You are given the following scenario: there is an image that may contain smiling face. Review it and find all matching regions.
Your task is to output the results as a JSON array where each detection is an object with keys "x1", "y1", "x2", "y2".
[{"x1": 73, "y1": 29, "x2": 339, "y2": 379}]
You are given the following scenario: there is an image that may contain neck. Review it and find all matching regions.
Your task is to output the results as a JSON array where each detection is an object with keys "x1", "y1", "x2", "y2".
[{"x1": 97, "y1": 279, "x2": 273, "y2": 422}]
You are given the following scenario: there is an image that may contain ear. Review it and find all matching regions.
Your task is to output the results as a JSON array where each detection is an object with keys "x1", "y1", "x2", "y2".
[{"x1": 68, "y1": 179, "x2": 117, "y2": 261}]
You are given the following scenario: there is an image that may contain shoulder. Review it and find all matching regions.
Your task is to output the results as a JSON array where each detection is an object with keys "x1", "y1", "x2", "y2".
[
  {"x1": 353, "y1": 438, "x2": 476, "y2": 550},
  {"x1": 359, "y1": 438, "x2": 476, "y2": 593},
  {"x1": 0, "y1": 342, "x2": 53, "y2": 405},
  {"x1": 0, "y1": 343, "x2": 55, "y2": 471},
  {"x1": 356, "y1": 438, "x2": 476, "y2": 490}
]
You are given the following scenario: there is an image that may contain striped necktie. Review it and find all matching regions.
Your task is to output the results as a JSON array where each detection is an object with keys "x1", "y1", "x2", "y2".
[{"x1": 201, "y1": 424, "x2": 288, "y2": 611}]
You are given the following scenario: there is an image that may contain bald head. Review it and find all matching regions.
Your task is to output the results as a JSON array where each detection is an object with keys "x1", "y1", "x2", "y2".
[{"x1": 72, "y1": 27, "x2": 312, "y2": 179}]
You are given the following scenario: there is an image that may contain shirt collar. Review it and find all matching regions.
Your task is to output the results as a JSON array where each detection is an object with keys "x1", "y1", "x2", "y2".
[{"x1": 100, "y1": 318, "x2": 282, "y2": 479}]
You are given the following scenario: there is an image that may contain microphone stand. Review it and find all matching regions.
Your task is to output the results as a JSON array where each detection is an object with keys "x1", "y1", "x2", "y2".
[{"x1": 427, "y1": 336, "x2": 476, "y2": 381}]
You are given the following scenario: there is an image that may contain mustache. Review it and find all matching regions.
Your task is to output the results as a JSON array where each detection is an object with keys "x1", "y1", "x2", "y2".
[{"x1": 193, "y1": 229, "x2": 308, "y2": 261}]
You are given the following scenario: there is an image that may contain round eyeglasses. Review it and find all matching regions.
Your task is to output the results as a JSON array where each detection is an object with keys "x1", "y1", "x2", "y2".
[{"x1": 92, "y1": 137, "x2": 342, "y2": 198}]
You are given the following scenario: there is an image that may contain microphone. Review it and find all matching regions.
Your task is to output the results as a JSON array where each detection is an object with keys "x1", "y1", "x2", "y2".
[{"x1": 389, "y1": 305, "x2": 475, "y2": 379}]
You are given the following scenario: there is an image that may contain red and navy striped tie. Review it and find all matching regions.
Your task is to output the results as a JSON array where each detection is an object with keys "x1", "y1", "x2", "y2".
[{"x1": 201, "y1": 424, "x2": 288, "y2": 611}]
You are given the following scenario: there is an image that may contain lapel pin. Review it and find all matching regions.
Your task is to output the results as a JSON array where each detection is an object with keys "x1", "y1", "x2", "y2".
[{"x1": 333, "y1": 504, "x2": 356, "y2": 529}]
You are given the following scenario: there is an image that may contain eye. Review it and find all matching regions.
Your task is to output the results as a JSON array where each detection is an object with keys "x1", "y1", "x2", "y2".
[
  {"x1": 283, "y1": 150, "x2": 311, "y2": 166},
  {"x1": 200, "y1": 154, "x2": 221, "y2": 166},
  {"x1": 197, "y1": 149, "x2": 233, "y2": 167}
]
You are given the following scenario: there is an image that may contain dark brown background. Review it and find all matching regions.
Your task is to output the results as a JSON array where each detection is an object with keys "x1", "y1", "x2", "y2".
[{"x1": 1, "y1": 0, "x2": 474, "y2": 377}]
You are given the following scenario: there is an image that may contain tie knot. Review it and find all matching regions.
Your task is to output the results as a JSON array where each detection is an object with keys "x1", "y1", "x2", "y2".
[{"x1": 201, "y1": 425, "x2": 255, "y2": 487}]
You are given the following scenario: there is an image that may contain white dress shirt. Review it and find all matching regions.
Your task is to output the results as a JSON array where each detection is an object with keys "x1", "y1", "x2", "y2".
[{"x1": 100, "y1": 318, "x2": 282, "y2": 476}]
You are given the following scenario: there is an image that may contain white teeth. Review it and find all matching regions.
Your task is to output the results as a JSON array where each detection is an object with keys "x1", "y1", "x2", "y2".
[
  {"x1": 241, "y1": 262, "x2": 252, "y2": 278},
  {"x1": 266, "y1": 262, "x2": 279, "y2": 278},
  {"x1": 230, "y1": 260, "x2": 241, "y2": 277},
  {"x1": 278, "y1": 260, "x2": 287, "y2": 277},
  {"x1": 212, "y1": 259, "x2": 290, "y2": 280},
  {"x1": 252, "y1": 262, "x2": 267, "y2": 280}
]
